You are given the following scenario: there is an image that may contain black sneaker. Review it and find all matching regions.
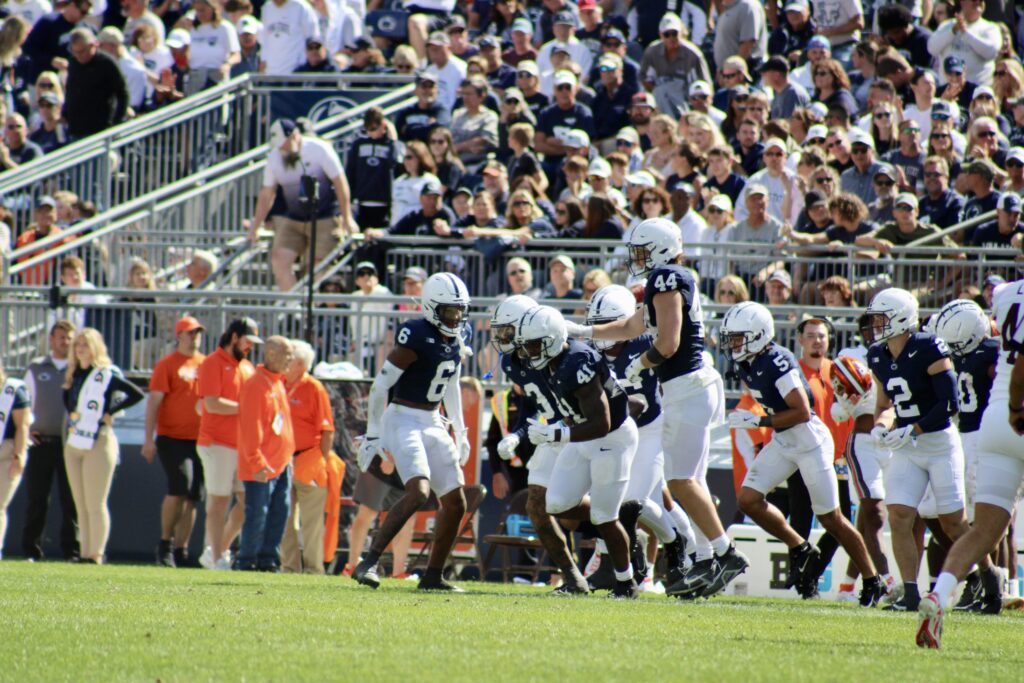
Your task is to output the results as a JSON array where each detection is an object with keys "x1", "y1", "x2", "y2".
[
  {"x1": 156, "y1": 541, "x2": 175, "y2": 568},
  {"x1": 586, "y1": 553, "x2": 616, "y2": 591},
  {"x1": 617, "y1": 500, "x2": 648, "y2": 583},
  {"x1": 418, "y1": 576, "x2": 466, "y2": 593},
  {"x1": 789, "y1": 545, "x2": 822, "y2": 598},
  {"x1": 859, "y1": 577, "x2": 886, "y2": 607},
  {"x1": 701, "y1": 546, "x2": 750, "y2": 598},
  {"x1": 883, "y1": 595, "x2": 920, "y2": 611},
  {"x1": 607, "y1": 579, "x2": 639, "y2": 599},
  {"x1": 965, "y1": 596, "x2": 1003, "y2": 615},
  {"x1": 353, "y1": 559, "x2": 381, "y2": 589},
  {"x1": 173, "y1": 548, "x2": 197, "y2": 568},
  {"x1": 954, "y1": 573, "x2": 982, "y2": 611},
  {"x1": 666, "y1": 557, "x2": 715, "y2": 598},
  {"x1": 550, "y1": 581, "x2": 590, "y2": 596},
  {"x1": 663, "y1": 533, "x2": 688, "y2": 585}
]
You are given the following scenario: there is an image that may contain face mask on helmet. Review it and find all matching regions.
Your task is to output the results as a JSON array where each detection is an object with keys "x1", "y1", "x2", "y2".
[
  {"x1": 627, "y1": 244, "x2": 654, "y2": 277},
  {"x1": 516, "y1": 336, "x2": 553, "y2": 369},
  {"x1": 721, "y1": 330, "x2": 753, "y2": 361},
  {"x1": 868, "y1": 313, "x2": 894, "y2": 342},
  {"x1": 490, "y1": 322, "x2": 517, "y2": 354},
  {"x1": 857, "y1": 313, "x2": 875, "y2": 346},
  {"x1": 435, "y1": 303, "x2": 468, "y2": 332}
]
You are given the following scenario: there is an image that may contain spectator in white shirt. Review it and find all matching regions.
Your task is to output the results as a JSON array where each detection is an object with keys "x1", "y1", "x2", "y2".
[
  {"x1": 130, "y1": 22, "x2": 172, "y2": 96},
  {"x1": 425, "y1": 31, "x2": 466, "y2": 112},
  {"x1": 672, "y1": 182, "x2": 708, "y2": 259},
  {"x1": 734, "y1": 138, "x2": 803, "y2": 226},
  {"x1": 4, "y1": 0, "x2": 52, "y2": 27},
  {"x1": 259, "y1": 0, "x2": 320, "y2": 75},
  {"x1": 536, "y1": 10, "x2": 591, "y2": 83},
  {"x1": 927, "y1": 0, "x2": 1001, "y2": 86},
  {"x1": 190, "y1": 0, "x2": 241, "y2": 85}
]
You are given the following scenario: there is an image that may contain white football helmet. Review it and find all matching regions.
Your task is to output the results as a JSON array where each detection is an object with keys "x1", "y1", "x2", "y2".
[
  {"x1": 933, "y1": 299, "x2": 990, "y2": 357},
  {"x1": 627, "y1": 217, "x2": 682, "y2": 276},
  {"x1": 422, "y1": 273, "x2": 471, "y2": 337},
  {"x1": 515, "y1": 306, "x2": 568, "y2": 369},
  {"x1": 865, "y1": 287, "x2": 919, "y2": 343},
  {"x1": 586, "y1": 285, "x2": 636, "y2": 350},
  {"x1": 720, "y1": 301, "x2": 775, "y2": 362},
  {"x1": 490, "y1": 294, "x2": 537, "y2": 353}
]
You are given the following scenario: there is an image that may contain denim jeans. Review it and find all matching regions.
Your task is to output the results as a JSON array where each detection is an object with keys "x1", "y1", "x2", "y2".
[{"x1": 237, "y1": 465, "x2": 292, "y2": 570}]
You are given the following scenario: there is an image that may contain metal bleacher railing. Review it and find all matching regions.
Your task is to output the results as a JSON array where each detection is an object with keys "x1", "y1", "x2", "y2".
[
  {"x1": 3, "y1": 233, "x2": 1019, "y2": 394},
  {"x1": 1, "y1": 74, "x2": 417, "y2": 294}
]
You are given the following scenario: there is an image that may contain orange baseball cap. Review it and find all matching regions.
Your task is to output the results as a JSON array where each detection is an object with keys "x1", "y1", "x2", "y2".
[{"x1": 175, "y1": 316, "x2": 205, "y2": 335}]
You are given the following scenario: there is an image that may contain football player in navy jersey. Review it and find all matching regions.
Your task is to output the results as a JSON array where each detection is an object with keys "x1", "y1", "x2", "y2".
[
  {"x1": 566, "y1": 217, "x2": 748, "y2": 599},
  {"x1": 933, "y1": 299, "x2": 1003, "y2": 611},
  {"x1": 353, "y1": 273, "x2": 474, "y2": 592},
  {"x1": 918, "y1": 280, "x2": 1024, "y2": 648},
  {"x1": 516, "y1": 306, "x2": 643, "y2": 598},
  {"x1": 865, "y1": 288, "x2": 971, "y2": 611},
  {"x1": 722, "y1": 302, "x2": 886, "y2": 606},
  {"x1": 586, "y1": 284, "x2": 696, "y2": 593},
  {"x1": 490, "y1": 295, "x2": 591, "y2": 595}
]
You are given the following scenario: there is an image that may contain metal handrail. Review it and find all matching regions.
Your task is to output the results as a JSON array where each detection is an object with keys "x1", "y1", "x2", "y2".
[{"x1": 2, "y1": 85, "x2": 417, "y2": 283}]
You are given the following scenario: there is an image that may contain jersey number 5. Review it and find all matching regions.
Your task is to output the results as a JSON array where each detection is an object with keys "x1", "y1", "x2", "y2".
[
  {"x1": 886, "y1": 377, "x2": 921, "y2": 419},
  {"x1": 427, "y1": 360, "x2": 457, "y2": 403}
]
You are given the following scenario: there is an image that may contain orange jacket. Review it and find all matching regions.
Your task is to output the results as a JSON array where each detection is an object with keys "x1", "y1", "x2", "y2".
[
  {"x1": 800, "y1": 358, "x2": 852, "y2": 462},
  {"x1": 237, "y1": 365, "x2": 295, "y2": 481},
  {"x1": 323, "y1": 452, "x2": 345, "y2": 561},
  {"x1": 286, "y1": 373, "x2": 335, "y2": 453},
  {"x1": 730, "y1": 392, "x2": 771, "y2": 496}
]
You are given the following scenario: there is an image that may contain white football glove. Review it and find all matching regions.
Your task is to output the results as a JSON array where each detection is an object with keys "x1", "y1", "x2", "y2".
[
  {"x1": 870, "y1": 425, "x2": 889, "y2": 448},
  {"x1": 357, "y1": 436, "x2": 382, "y2": 472},
  {"x1": 497, "y1": 433, "x2": 520, "y2": 460},
  {"x1": 727, "y1": 409, "x2": 762, "y2": 429},
  {"x1": 624, "y1": 354, "x2": 646, "y2": 382},
  {"x1": 564, "y1": 321, "x2": 593, "y2": 338},
  {"x1": 527, "y1": 417, "x2": 570, "y2": 445},
  {"x1": 830, "y1": 401, "x2": 851, "y2": 423},
  {"x1": 882, "y1": 425, "x2": 915, "y2": 450},
  {"x1": 457, "y1": 433, "x2": 471, "y2": 467}
]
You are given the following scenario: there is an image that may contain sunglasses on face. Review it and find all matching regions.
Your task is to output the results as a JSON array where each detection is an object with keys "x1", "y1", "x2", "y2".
[
  {"x1": 512, "y1": 200, "x2": 532, "y2": 206},
  {"x1": 555, "y1": 208, "x2": 567, "y2": 215},
  {"x1": 765, "y1": 151, "x2": 783, "y2": 157},
  {"x1": 661, "y1": 31, "x2": 679, "y2": 38},
  {"x1": 722, "y1": 71, "x2": 741, "y2": 79},
  {"x1": 599, "y1": 65, "x2": 617, "y2": 73},
  {"x1": 924, "y1": 171, "x2": 945, "y2": 178},
  {"x1": 1008, "y1": 160, "x2": 1024, "y2": 168},
  {"x1": 508, "y1": 269, "x2": 527, "y2": 276},
  {"x1": 851, "y1": 145, "x2": 870, "y2": 154},
  {"x1": 429, "y1": 138, "x2": 446, "y2": 145},
  {"x1": 719, "y1": 290, "x2": 737, "y2": 296},
  {"x1": 894, "y1": 204, "x2": 914, "y2": 211},
  {"x1": 814, "y1": 176, "x2": 833, "y2": 184},
  {"x1": 642, "y1": 197, "x2": 661, "y2": 204},
  {"x1": 603, "y1": 41, "x2": 622, "y2": 48},
  {"x1": 901, "y1": 128, "x2": 920, "y2": 134},
  {"x1": 814, "y1": 71, "x2": 829, "y2": 77},
  {"x1": 708, "y1": 207, "x2": 724, "y2": 214},
  {"x1": 555, "y1": 84, "x2": 573, "y2": 91},
  {"x1": 875, "y1": 179, "x2": 895, "y2": 187},
  {"x1": 874, "y1": 112, "x2": 891, "y2": 119},
  {"x1": 995, "y1": 71, "x2": 1009, "y2": 77},
  {"x1": 616, "y1": 139, "x2": 633, "y2": 146},
  {"x1": 930, "y1": 133, "x2": 950, "y2": 139},
  {"x1": 6, "y1": 124, "x2": 23, "y2": 130},
  {"x1": 978, "y1": 130, "x2": 997, "y2": 138},
  {"x1": 38, "y1": 82, "x2": 55, "y2": 89},
  {"x1": 356, "y1": 269, "x2": 375, "y2": 277}
]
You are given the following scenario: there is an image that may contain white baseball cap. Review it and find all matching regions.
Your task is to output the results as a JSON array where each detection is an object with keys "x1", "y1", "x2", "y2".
[{"x1": 588, "y1": 158, "x2": 611, "y2": 178}]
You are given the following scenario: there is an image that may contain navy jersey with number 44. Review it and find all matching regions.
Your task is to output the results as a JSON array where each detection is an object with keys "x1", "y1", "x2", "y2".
[
  {"x1": 737, "y1": 343, "x2": 814, "y2": 433},
  {"x1": 544, "y1": 340, "x2": 629, "y2": 432},
  {"x1": 643, "y1": 264, "x2": 705, "y2": 382},
  {"x1": 500, "y1": 352, "x2": 566, "y2": 424},
  {"x1": 868, "y1": 332, "x2": 957, "y2": 432},
  {"x1": 953, "y1": 336, "x2": 999, "y2": 433},
  {"x1": 391, "y1": 318, "x2": 471, "y2": 405},
  {"x1": 604, "y1": 334, "x2": 662, "y2": 428}
]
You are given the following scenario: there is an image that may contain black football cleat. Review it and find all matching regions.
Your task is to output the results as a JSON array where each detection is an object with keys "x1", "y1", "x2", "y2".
[
  {"x1": 954, "y1": 573, "x2": 982, "y2": 611},
  {"x1": 417, "y1": 576, "x2": 466, "y2": 593},
  {"x1": 586, "y1": 553, "x2": 616, "y2": 591},
  {"x1": 617, "y1": 500, "x2": 648, "y2": 583},
  {"x1": 663, "y1": 533, "x2": 688, "y2": 584},
  {"x1": 156, "y1": 541, "x2": 175, "y2": 568},
  {"x1": 701, "y1": 546, "x2": 750, "y2": 598},
  {"x1": 883, "y1": 594, "x2": 920, "y2": 612},
  {"x1": 607, "y1": 579, "x2": 639, "y2": 599},
  {"x1": 965, "y1": 595, "x2": 1003, "y2": 615},
  {"x1": 859, "y1": 577, "x2": 886, "y2": 607},
  {"x1": 352, "y1": 559, "x2": 381, "y2": 589},
  {"x1": 551, "y1": 581, "x2": 590, "y2": 596},
  {"x1": 666, "y1": 557, "x2": 715, "y2": 598},
  {"x1": 789, "y1": 544, "x2": 822, "y2": 599}
]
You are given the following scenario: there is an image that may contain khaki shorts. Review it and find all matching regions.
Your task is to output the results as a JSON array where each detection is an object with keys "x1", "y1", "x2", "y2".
[
  {"x1": 271, "y1": 215, "x2": 343, "y2": 264},
  {"x1": 197, "y1": 443, "x2": 243, "y2": 497}
]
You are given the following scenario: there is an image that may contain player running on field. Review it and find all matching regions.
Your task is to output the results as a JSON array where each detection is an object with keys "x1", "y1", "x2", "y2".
[
  {"x1": 918, "y1": 279, "x2": 1024, "y2": 648},
  {"x1": 722, "y1": 302, "x2": 886, "y2": 606},
  {"x1": 353, "y1": 273, "x2": 473, "y2": 592}
]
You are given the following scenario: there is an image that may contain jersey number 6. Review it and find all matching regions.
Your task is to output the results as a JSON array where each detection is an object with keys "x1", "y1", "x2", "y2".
[{"x1": 427, "y1": 360, "x2": 457, "y2": 403}]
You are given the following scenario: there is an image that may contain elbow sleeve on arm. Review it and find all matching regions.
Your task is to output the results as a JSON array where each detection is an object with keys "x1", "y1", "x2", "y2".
[
  {"x1": 917, "y1": 369, "x2": 958, "y2": 432},
  {"x1": 366, "y1": 361, "x2": 403, "y2": 437},
  {"x1": 442, "y1": 369, "x2": 465, "y2": 433}
]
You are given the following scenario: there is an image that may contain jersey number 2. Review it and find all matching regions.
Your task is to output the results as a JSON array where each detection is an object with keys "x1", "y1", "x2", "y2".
[{"x1": 886, "y1": 377, "x2": 921, "y2": 419}]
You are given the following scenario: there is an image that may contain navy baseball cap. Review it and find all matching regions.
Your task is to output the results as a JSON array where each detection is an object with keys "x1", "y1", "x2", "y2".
[
  {"x1": 943, "y1": 55, "x2": 965, "y2": 74},
  {"x1": 999, "y1": 193, "x2": 1022, "y2": 213},
  {"x1": 420, "y1": 179, "x2": 443, "y2": 196}
]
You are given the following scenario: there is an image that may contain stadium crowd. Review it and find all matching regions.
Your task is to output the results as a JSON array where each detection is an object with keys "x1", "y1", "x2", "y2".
[{"x1": 2, "y1": 0, "x2": 1024, "y2": 651}]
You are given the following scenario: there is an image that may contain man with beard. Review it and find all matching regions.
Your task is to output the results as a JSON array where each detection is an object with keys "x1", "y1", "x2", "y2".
[
  {"x1": 249, "y1": 118, "x2": 358, "y2": 291},
  {"x1": 196, "y1": 318, "x2": 262, "y2": 570},
  {"x1": 627, "y1": 92, "x2": 655, "y2": 151}
]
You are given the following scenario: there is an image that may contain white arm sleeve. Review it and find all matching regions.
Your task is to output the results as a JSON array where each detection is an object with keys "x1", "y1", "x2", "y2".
[
  {"x1": 442, "y1": 365, "x2": 466, "y2": 437},
  {"x1": 366, "y1": 360, "x2": 403, "y2": 438}
]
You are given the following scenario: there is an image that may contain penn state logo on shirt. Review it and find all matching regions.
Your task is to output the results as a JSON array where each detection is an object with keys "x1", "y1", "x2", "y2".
[
  {"x1": 38, "y1": 371, "x2": 52, "y2": 382},
  {"x1": 93, "y1": 371, "x2": 106, "y2": 382},
  {"x1": 87, "y1": 400, "x2": 100, "y2": 411},
  {"x1": 308, "y1": 96, "x2": 361, "y2": 125},
  {"x1": 178, "y1": 366, "x2": 198, "y2": 382}
]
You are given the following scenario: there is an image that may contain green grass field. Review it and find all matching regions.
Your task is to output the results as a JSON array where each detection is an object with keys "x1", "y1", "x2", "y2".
[{"x1": 1, "y1": 563, "x2": 1022, "y2": 683}]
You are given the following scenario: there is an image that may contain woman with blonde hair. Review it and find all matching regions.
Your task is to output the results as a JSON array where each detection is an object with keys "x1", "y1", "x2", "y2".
[
  {"x1": 870, "y1": 101, "x2": 901, "y2": 155},
  {"x1": 641, "y1": 114, "x2": 679, "y2": 178},
  {"x1": 63, "y1": 328, "x2": 145, "y2": 563},
  {"x1": 994, "y1": 59, "x2": 1024, "y2": 113},
  {"x1": 0, "y1": 15, "x2": 29, "y2": 112},
  {"x1": 0, "y1": 362, "x2": 31, "y2": 559},
  {"x1": 502, "y1": 188, "x2": 553, "y2": 239}
]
